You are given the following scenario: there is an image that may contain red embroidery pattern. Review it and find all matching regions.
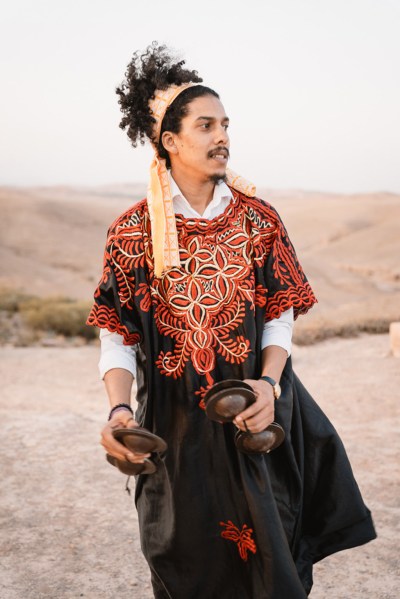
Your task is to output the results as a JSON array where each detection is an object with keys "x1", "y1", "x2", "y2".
[
  {"x1": 88, "y1": 192, "x2": 317, "y2": 372},
  {"x1": 136, "y1": 282, "x2": 152, "y2": 312},
  {"x1": 94, "y1": 260, "x2": 111, "y2": 297},
  {"x1": 244, "y1": 200, "x2": 316, "y2": 321},
  {"x1": 93, "y1": 202, "x2": 149, "y2": 306},
  {"x1": 220, "y1": 520, "x2": 257, "y2": 562},
  {"x1": 266, "y1": 282, "x2": 316, "y2": 320},
  {"x1": 107, "y1": 209, "x2": 147, "y2": 310},
  {"x1": 87, "y1": 304, "x2": 141, "y2": 345},
  {"x1": 255, "y1": 284, "x2": 268, "y2": 308},
  {"x1": 153, "y1": 222, "x2": 255, "y2": 380}
]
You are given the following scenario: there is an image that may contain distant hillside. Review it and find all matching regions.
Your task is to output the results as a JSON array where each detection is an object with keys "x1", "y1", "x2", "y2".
[
  {"x1": 0, "y1": 185, "x2": 145, "y2": 302},
  {"x1": 1, "y1": 185, "x2": 399, "y2": 342},
  {"x1": 268, "y1": 190, "x2": 400, "y2": 340}
]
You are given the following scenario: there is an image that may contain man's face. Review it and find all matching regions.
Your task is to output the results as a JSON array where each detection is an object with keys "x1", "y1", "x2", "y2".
[{"x1": 165, "y1": 95, "x2": 230, "y2": 182}]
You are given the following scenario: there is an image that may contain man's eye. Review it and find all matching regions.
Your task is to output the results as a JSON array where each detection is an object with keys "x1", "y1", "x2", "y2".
[
  {"x1": 223, "y1": 124, "x2": 229, "y2": 130},
  {"x1": 202, "y1": 123, "x2": 210, "y2": 129}
]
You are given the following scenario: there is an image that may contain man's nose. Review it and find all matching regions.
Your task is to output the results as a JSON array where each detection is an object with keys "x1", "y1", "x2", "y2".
[{"x1": 214, "y1": 125, "x2": 229, "y2": 146}]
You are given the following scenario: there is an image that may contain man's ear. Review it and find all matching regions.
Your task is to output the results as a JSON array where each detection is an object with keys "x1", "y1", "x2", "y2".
[{"x1": 161, "y1": 131, "x2": 178, "y2": 154}]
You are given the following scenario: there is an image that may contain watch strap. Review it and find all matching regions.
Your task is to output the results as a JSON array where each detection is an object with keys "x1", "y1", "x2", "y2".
[
  {"x1": 260, "y1": 375, "x2": 281, "y2": 400},
  {"x1": 260, "y1": 375, "x2": 277, "y2": 387}
]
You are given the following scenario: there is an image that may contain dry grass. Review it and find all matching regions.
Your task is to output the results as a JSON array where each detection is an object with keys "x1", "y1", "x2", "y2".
[
  {"x1": 0, "y1": 287, "x2": 96, "y2": 343},
  {"x1": 20, "y1": 297, "x2": 96, "y2": 339},
  {"x1": 293, "y1": 316, "x2": 393, "y2": 345},
  {"x1": 0, "y1": 288, "x2": 35, "y2": 312}
]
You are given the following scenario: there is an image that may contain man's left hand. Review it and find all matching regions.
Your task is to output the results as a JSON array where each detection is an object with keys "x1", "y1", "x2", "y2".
[{"x1": 234, "y1": 379, "x2": 275, "y2": 433}]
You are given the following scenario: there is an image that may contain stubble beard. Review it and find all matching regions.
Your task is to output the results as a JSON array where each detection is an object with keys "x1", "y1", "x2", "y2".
[{"x1": 208, "y1": 173, "x2": 228, "y2": 185}]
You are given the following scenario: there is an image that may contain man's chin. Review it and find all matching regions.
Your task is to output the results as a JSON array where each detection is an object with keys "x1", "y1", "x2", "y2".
[{"x1": 208, "y1": 172, "x2": 228, "y2": 185}]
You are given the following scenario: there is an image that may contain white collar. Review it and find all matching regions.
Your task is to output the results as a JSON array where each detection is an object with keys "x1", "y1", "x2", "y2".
[{"x1": 169, "y1": 171, "x2": 233, "y2": 219}]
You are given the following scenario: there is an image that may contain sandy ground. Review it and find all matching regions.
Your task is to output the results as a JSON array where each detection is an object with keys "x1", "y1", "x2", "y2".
[{"x1": 0, "y1": 334, "x2": 399, "y2": 599}]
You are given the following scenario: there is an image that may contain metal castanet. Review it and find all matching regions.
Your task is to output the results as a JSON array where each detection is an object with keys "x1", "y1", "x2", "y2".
[
  {"x1": 106, "y1": 427, "x2": 167, "y2": 475},
  {"x1": 106, "y1": 453, "x2": 157, "y2": 475},
  {"x1": 204, "y1": 379, "x2": 285, "y2": 454}
]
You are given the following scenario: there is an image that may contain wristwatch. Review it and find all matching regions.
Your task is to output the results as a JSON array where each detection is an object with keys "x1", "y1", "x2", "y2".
[{"x1": 260, "y1": 375, "x2": 281, "y2": 400}]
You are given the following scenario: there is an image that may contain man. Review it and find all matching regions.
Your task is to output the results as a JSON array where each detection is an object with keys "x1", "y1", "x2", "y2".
[{"x1": 87, "y1": 43, "x2": 376, "y2": 598}]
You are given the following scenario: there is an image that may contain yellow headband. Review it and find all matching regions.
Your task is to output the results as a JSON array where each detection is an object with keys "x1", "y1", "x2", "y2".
[
  {"x1": 147, "y1": 83, "x2": 256, "y2": 277},
  {"x1": 149, "y1": 83, "x2": 198, "y2": 145}
]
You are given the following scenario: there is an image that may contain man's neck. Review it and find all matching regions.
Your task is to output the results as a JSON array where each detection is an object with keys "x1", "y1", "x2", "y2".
[{"x1": 170, "y1": 169, "x2": 215, "y2": 216}]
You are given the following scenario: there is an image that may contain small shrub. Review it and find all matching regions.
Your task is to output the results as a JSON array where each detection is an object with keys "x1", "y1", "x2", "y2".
[
  {"x1": 20, "y1": 297, "x2": 96, "y2": 339},
  {"x1": 0, "y1": 287, "x2": 34, "y2": 312}
]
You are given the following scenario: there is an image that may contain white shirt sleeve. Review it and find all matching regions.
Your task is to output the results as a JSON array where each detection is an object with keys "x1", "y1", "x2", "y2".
[
  {"x1": 261, "y1": 307, "x2": 294, "y2": 357},
  {"x1": 98, "y1": 328, "x2": 137, "y2": 380},
  {"x1": 98, "y1": 307, "x2": 294, "y2": 379},
  {"x1": 98, "y1": 306, "x2": 293, "y2": 378}
]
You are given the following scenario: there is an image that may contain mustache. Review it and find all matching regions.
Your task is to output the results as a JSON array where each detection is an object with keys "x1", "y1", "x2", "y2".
[{"x1": 207, "y1": 147, "x2": 230, "y2": 159}]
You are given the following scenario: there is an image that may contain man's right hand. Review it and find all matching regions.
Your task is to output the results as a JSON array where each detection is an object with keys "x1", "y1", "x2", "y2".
[{"x1": 100, "y1": 409, "x2": 151, "y2": 464}]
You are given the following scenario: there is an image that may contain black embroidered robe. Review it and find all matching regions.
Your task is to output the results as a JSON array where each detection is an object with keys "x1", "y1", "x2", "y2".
[{"x1": 87, "y1": 190, "x2": 376, "y2": 598}]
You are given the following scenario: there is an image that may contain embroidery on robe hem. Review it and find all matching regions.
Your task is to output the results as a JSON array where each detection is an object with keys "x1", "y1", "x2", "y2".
[
  {"x1": 86, "y1": 304, "x2": 141, "y2": 346},
  {"x1": 265, "y1": 282, "x2": 317, "y2": 321},
  {"x1": 220, "y1": 520, "x2": 257, "y2": 562}
]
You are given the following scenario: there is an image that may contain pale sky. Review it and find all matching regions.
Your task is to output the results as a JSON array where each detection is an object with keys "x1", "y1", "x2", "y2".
[{"x1": 1, "y1": 0, "x2": 399, "y2": 192}]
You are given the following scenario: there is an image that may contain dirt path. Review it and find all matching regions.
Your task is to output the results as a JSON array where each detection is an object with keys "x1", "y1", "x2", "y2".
[{"x1": 0, "y1": 334, "x2": 398, "y2": 598}]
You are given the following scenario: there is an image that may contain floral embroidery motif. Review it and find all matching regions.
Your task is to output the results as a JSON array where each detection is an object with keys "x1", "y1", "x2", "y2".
[
  {"x1": 220, "y1": 520, "x2": 257, "y2": 562},
  {"x1": 88, "y1": 193, "x2": 317, "y2": 373},
  {"x1": 154, "y1": 227, "x2": 255, "y2": 381}
]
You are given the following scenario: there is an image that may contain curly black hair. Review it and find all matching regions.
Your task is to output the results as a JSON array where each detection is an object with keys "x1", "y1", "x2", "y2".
[{"x1": 116, "y1": 42, "x2": 219, "y2": 164}]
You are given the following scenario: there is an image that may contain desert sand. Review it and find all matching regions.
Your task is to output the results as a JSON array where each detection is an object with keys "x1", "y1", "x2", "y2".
[{"x1": 0, "y1": 333, "x2": 399, "y2": 598}]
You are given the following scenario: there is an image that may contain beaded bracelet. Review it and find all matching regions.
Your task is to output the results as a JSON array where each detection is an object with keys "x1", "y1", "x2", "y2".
[{"x1": 108, "y1": 403, "x2": 133, "y2": 421}]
